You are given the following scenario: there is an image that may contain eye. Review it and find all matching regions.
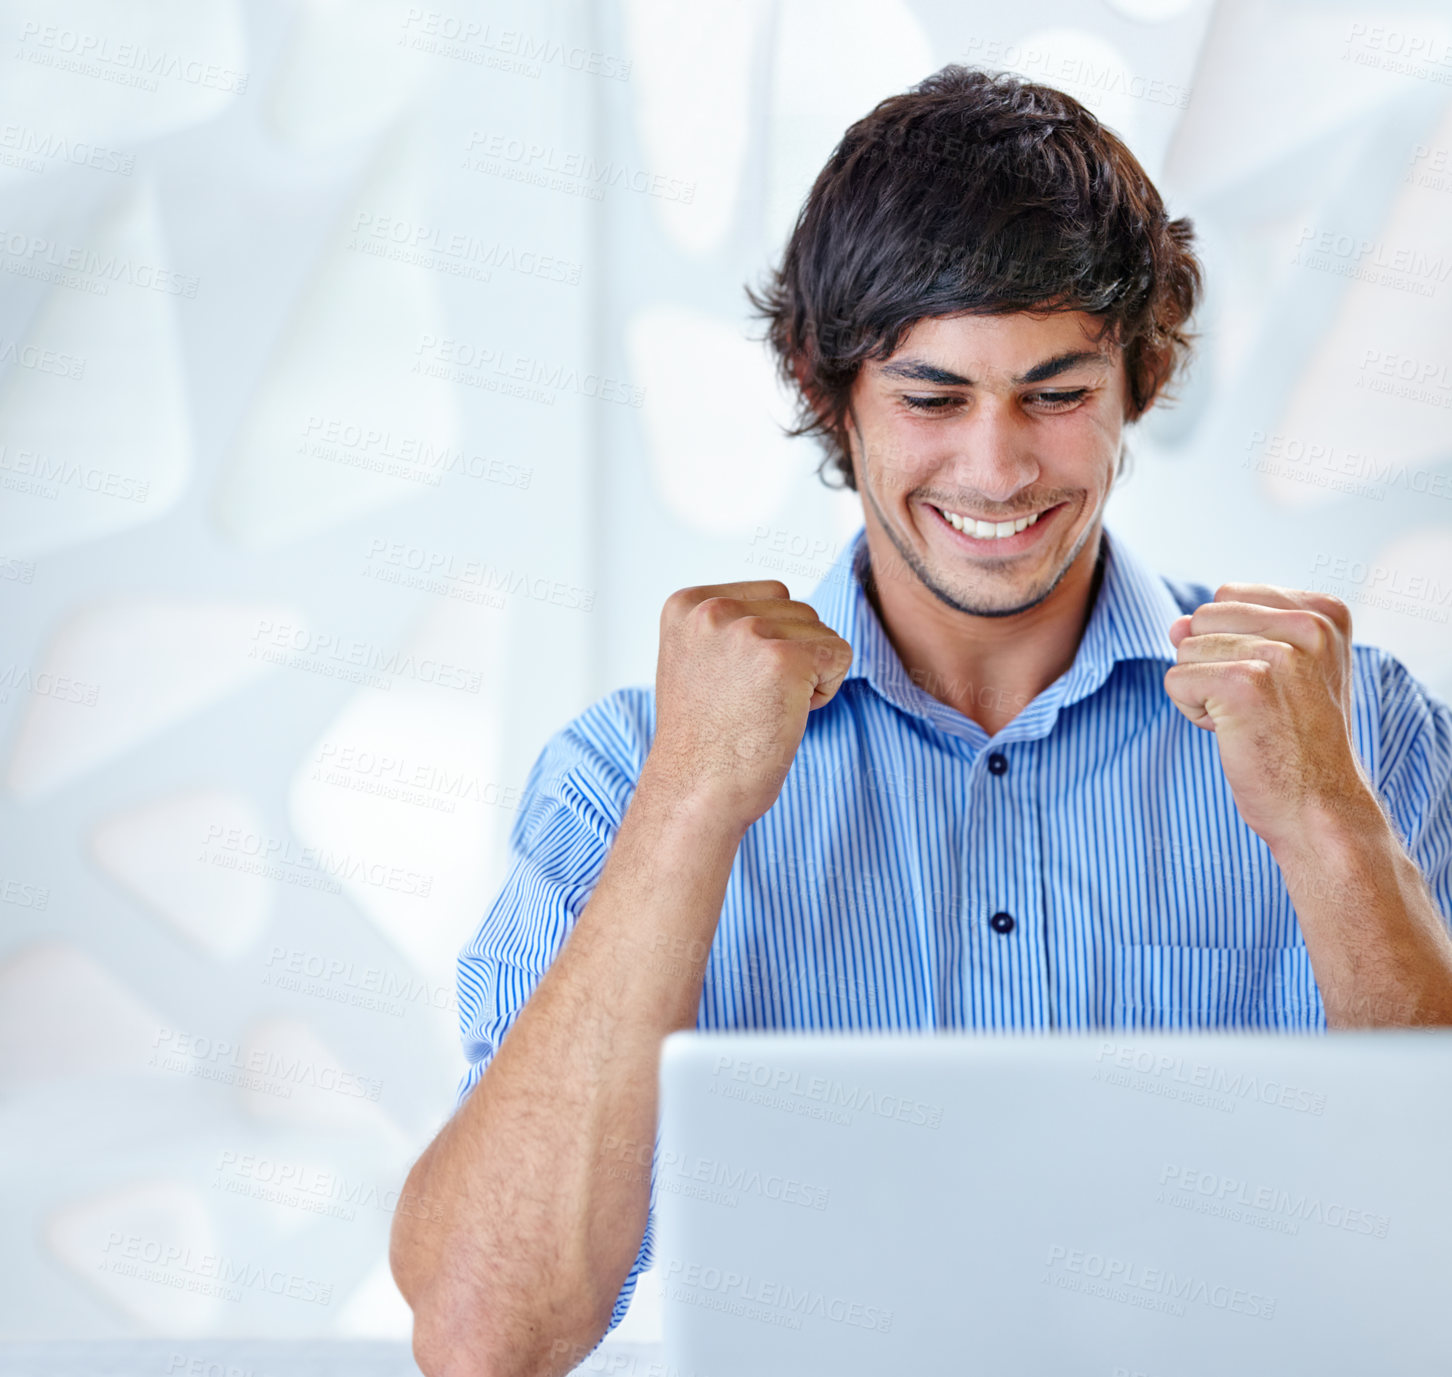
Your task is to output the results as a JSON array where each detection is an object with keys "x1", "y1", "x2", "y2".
[
  {"x1": 1027, "y1": 389, "x2": 1089, "y2": 410},
  {"x1": 900, "y1": 388, "x2": 1092, "y2": 415},
  {"x1": 901, "y1": 394, "x2": 961, "y2": 412}
]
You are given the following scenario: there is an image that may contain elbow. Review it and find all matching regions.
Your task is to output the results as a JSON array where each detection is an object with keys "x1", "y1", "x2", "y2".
[
  {"x1": 407, "y1": 1278, "x2": 617, "y2": 1377},
  {"x1": 405, "y1": 1286, "x2": 500, "y2": 1377},
  {"x1": 390, "y1": 1159, "x2": 624, "y2": 1377},
  {"x1": 409, "y1": 1306, "x2": 609, "y2": 1377},
  {"x1": 410, "y1": 1308, "x2": 490, "y2": 1377}
]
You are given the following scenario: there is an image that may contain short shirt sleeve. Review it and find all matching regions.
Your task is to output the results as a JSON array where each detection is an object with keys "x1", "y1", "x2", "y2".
[
  {"x1": 454, "y1": 686, "x2": 658, "y2": 1336},
  {"x1": 1372, "y1": 651, "x2": 1452, "y2": 930}
]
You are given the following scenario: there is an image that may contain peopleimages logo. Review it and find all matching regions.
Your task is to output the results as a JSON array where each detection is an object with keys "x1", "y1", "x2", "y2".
[
  {"x1": 1093, "y1": 1042, "x2": 1327, "y2": 1116},
  {"x1": 99, "y1": 1233, "x2": 330, "y2": 1305},
  {"x1": 710, "y1": 1054, "x2": 943, "y2": 1128},
  {"x1": 16, "y1": 22, "x2": 248, "y2": 92},
  {"x1": 248, "y1": 620, "x2": 483, "y2": 695},
  {"x1": 1044, "y1": 1244, "x2": 1276, "y2": 1320},
  {"x1": 150, "y1": 1029, "x2": 383, "y2": 1101},
  {"x1": 662, "y1": 1259, "x2": 893, "y2": 1334},
  {"x1": 212, "y1": 1150, "x2": 443, "y2": 1223},
  {"x1": 1157, "y1": 1164, "x2": 1390, "y2": 1239},
  {"x1": 662, "y1": 1153, "x2": 830, "y2": 1212}
]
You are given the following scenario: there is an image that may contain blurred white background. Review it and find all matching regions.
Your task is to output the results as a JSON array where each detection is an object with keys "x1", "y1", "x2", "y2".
[{"x1": 2, "y1": 0, "x2": 1451, "y2": 1350}]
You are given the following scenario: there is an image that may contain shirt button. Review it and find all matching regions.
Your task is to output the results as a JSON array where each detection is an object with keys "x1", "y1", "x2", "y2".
[
  {"x1": 990, "y1": 911, "x2": 1015, "y2": 935},
  {"x1": 987, "y1": 752, "x2": 1008, "y2": 775}
]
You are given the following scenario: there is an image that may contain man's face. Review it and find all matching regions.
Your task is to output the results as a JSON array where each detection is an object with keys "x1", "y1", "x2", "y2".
[{"x1": 843, "y1": 309, "x2": 1129, "y2": 618}]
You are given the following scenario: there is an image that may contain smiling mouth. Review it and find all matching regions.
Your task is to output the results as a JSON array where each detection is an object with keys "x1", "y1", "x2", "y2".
[{"x1": 928, "y1": 502, "x2": 1061, "y2": 540}]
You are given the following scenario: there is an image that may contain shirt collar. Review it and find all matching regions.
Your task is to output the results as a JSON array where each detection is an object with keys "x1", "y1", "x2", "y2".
[{"x1": 805, "y1": 522, "x2": 1184, "y2": 736}]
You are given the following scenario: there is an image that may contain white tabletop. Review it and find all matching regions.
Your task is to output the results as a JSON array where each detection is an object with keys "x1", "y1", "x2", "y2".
[{"x1": 0, "y1": 1340, "x2": 669, "y2": 1377}]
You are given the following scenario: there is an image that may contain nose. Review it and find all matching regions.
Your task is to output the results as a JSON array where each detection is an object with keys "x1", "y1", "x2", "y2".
[{"x1": 944, "y1": 399, "x2": 1040, "y2": 505}]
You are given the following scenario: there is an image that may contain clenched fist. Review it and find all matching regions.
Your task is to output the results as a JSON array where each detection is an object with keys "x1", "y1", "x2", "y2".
[
  {"x1": 642, "y1": 579, "x2": 854, "y2": 834},
  {"x1": 1164, "y1": 584, "x2": 1371, "y2": 854}
]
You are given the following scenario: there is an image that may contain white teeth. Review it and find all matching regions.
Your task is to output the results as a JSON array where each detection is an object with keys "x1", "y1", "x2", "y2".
[{"x1": 938, "y1": 506, "x2": 1043, "y2": 539}]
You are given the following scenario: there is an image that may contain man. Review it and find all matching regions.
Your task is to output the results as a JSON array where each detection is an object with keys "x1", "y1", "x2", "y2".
[{"x1": 390, "y1": 65, "x2": 1452, "y2": 1377}]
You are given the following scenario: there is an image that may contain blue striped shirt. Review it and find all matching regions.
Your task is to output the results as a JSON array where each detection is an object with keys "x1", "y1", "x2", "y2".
[{"x1": 455, "y1": 521, "x2": 1452, "y2": 1332}]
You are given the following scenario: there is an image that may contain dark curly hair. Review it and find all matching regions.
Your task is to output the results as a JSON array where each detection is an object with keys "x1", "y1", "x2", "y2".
[{"x1": 745, "y1": 64, "x2": 1204, "y2": 491}]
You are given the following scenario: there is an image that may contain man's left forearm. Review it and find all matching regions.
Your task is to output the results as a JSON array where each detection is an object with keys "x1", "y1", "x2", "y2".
[{"x1": 1272, "y1": 789, "x2": 1452, "y2": 1028}]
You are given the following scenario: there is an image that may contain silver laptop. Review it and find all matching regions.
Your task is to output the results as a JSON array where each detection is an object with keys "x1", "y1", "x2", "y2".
[{"x1": 656, "y1": 1031, "x2": 1452, "y2": 1376}]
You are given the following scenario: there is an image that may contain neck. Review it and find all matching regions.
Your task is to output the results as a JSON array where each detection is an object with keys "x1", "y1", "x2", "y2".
[{"x1": 862, "y1": 520, "x2": 1106, "y2": 735}]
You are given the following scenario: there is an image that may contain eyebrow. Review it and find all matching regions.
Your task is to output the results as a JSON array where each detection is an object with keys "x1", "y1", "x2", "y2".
[{"x1": 878, "y1": 349, "x2": 1111, "y2": 386}]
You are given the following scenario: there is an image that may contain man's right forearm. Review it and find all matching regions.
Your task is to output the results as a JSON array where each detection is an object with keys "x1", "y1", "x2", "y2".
[{"x1": 392, "y1": 763, "x2": 749, "y2": 1377}]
